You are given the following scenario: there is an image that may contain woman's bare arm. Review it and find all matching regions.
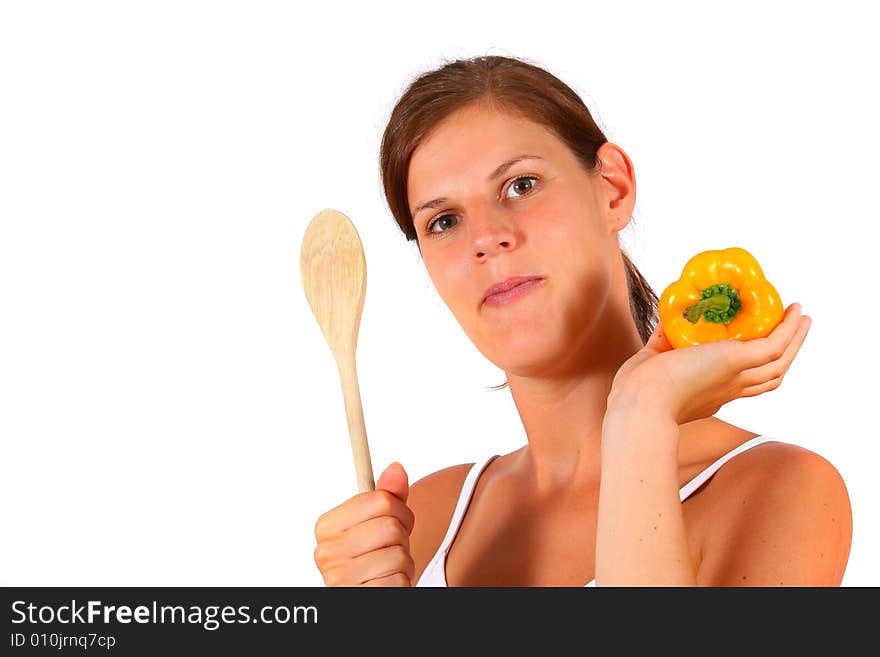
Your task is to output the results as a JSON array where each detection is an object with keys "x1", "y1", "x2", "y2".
[{"x1": 595, "y1": 400, "x2": 697, "y2": 586}]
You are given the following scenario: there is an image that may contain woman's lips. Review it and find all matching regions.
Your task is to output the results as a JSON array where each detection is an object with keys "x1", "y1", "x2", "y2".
[{"x1": 482, "y1": 278, "x2": 546, "y2": 307}]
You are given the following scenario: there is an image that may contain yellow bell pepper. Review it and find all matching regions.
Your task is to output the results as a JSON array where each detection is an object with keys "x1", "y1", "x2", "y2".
[{"x1": 658, "y1": 247, "x2": 784, "y2": 349}]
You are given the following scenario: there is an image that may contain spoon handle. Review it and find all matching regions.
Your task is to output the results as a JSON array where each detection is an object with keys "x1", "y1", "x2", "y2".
[{"x1": 336, "y1": 352, "x2": 375, "y2": 492}]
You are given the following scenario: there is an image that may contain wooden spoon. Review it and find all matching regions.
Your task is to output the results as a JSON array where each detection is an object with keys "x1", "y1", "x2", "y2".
[{"x1": 300, "y1": 208, "x2": 375, "y2": 493}]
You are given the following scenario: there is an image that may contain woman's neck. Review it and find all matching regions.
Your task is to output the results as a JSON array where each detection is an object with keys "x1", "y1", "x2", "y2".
[{"x1": 506, "y1": 315, "x2": 644, "y2": 495}]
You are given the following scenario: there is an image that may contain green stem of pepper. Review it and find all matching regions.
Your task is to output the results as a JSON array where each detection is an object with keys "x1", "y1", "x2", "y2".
[{"x1": 684, "y1": 282, "x2": 742, "y2": 324}]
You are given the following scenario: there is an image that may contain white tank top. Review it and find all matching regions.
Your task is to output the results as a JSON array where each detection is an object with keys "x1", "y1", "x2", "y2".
[{"x1": 416, "y1": 435, "x2": 778, "y2": 587}]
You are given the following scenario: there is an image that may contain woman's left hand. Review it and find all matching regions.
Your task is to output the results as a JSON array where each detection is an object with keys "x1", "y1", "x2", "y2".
[{"x1": 608, "y1": 303, "x2": 812, "y2": 425}]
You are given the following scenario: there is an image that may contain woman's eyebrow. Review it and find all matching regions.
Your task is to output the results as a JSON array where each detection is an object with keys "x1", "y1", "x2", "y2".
[
  {"x1": 487, "y1": 154, "x2": 544, "y2": 182},
  {"x1": 412, "y1": 154, "x2": 545, "y2": 219}
]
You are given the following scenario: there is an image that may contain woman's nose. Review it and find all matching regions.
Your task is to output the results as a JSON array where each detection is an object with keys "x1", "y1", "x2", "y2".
[{"x1": 470, "y1": 208, "x2": 518, "y2": 259}]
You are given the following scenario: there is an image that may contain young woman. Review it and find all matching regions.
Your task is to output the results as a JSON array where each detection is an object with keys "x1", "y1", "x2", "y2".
[{"x1": 312, "y1": 55, "x2": 852, "y2": 586}]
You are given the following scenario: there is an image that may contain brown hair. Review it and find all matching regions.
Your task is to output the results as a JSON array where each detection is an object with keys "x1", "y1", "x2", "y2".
[{"x1": 379, "y1": 54, "x2": 659, "y2": 390}]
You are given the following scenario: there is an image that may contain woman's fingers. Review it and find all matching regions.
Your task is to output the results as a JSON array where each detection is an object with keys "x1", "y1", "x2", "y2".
[
  {"x1": 740, "y1": 375, "x2": 784, "y2": 398},
  {"x1": 315, "y1": 489, "x2": 414, "y2": 541},
  {"x1": 740, "y1": 314, "x2": 811, "y2": 394},
  {"x1": 362, "y1": 573, "x2": 412, "y2": 587},
  {"x1": 736, "y1": 303, "x2": 804, "y2": 370},
  {"x1": 350, "y1": 545, "x2": 415, "y2": 585},
  {"x1": 317, "y1": 515, "x2": 411, "y2": 562}
]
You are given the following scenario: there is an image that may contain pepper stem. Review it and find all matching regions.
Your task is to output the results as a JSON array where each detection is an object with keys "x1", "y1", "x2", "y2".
[{"x1": 683, "y1": 282, "x2": 742, "y2": 324}]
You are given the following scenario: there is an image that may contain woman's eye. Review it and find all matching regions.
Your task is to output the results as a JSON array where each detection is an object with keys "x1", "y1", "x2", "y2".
[
  {"x1": 426, "y1": 176, "x2": 539, "y2": 236},
  {"x1": 504, "y1": 175, "x2": 538, "y2": 199},
  {"x1": 428, "y1": 214, "x2": 460, "y2": 234}
]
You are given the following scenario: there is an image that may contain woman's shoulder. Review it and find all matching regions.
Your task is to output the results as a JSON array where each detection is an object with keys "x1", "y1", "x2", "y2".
[
  {"x1": 406, "y1": 461, "x2": 479, "y2": 581},
  {"x1": 706, "y1": 438, "x2": 850, "y2": 506},
  {"x1": 697, "y1": 438, "x2": 853, "y2": 585}
]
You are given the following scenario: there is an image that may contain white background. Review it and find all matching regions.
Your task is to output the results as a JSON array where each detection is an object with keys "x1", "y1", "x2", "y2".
[{"x1": 1, "y1": 1, "x2": 877, "y2": 587}]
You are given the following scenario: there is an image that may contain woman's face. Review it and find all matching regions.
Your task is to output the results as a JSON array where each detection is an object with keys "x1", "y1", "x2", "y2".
[{"x1": 406, "y1": 102, "x2": 635, "y2": 379}]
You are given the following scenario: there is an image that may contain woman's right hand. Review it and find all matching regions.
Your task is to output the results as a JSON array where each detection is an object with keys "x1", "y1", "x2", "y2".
[{"x1": 313, "y1": 461, "x2": 415, "y2": 586}]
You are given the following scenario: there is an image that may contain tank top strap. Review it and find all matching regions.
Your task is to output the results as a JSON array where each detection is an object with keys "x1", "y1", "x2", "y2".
[
  {"x1": 678, "y1": 435, "x2": 778, "y2": 502},
  {"x1": 435, "y1": 454, "x2": 499, "y2": 555}
]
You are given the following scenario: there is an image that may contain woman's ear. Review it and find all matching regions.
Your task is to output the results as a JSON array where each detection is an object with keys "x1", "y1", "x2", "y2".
[{"x1": 596, "y1": 142, "x2": 636, "y2": 233}]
